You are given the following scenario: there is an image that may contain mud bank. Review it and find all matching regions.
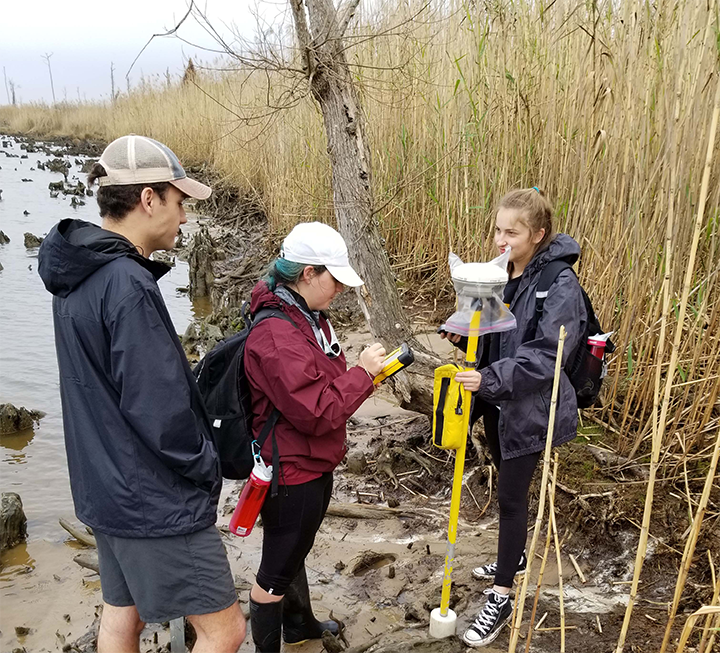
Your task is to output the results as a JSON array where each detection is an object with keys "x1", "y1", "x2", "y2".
[{"x1": 0, "y1": 395, "x2": 647, "y2": 653}]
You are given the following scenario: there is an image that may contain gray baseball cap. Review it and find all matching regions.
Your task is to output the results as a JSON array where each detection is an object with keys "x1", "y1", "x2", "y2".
[{"x1": 97, "y1": 135, "x2": 211, "y2": 200}]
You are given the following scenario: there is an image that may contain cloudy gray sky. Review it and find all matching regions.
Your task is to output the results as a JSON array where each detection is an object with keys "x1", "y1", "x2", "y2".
[{"x1": 0, "y1": 0, "x2": 279, "y2": 104}]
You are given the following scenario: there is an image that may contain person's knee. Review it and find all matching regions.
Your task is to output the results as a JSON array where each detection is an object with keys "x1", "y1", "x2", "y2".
[
  {"x1": 189, "y1": 602, "x2": 246, "y2": 652},
  {"x1": 98, "y1": 604, "x2": 145, "y2": 652},
  {"x1": 230, "y1": 610, "x2": 247, "y2": 649},
  {"x1": 497, "y1": 492, "x2": 526, "y2": 519},
  {"x1": 214, "y1": 615, "x2": 245, "y2": 652}
]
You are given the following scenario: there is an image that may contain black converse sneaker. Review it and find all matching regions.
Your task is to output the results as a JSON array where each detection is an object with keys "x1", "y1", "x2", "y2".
[
  {"x1": 462, "y1": 590, "x2": 513, "y2": 647},
  {"x1": 472, "y1": 551, "x2": 527, "y2": 580}
]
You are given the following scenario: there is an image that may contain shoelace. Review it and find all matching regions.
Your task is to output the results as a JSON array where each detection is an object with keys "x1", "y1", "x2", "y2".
[{"x1": 471, "y1": 597, "x2": 504, "y2": 634}]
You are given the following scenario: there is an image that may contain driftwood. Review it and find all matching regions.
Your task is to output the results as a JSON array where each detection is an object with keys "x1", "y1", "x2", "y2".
[
  {"x1": 342, "y1": 623, "x2": 427, "y2": 653},
  {"x1": 59, "y1": 518, "x2": 97, "y2": 547},
  {"x1": 73, "y1": 552, "x2": 100, "y2": 574},
  {"x1": 587, "y1": 445, "x2": 650, "y2": 480},
  {"x1": 325, "y1": 502, "x2": 479, "y2": 531},
  {"x1": 370, "y1": 637, "x2": 463, "y2": 653},
  {"x1": 325, "y1": 503, "x2": 428, "y2": 520}
]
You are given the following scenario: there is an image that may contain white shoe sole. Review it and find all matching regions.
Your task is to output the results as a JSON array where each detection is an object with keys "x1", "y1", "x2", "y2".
[{"x1": 462, "y1": 614, "x2": 512, "y2": 647}]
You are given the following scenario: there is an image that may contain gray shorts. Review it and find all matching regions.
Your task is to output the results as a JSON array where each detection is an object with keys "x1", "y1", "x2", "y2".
[{"x1": 94, "y1": 525, "x2": 237, "y2": 623}]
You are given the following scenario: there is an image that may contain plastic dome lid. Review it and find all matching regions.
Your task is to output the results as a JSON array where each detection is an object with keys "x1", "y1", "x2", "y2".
[{"x1": 451, "y1": 262, "x2": 508, "y2": 286}]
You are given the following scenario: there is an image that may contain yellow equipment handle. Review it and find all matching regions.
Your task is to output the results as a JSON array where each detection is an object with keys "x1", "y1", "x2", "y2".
[{"x1": 438, "y1": 308, "x2": 481, "y2": 617}]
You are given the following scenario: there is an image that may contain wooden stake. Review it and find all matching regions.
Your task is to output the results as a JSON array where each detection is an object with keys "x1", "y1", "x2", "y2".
[
  {"x1": 525, "y1": 459, "x2": 558, "y2": 653},
  {"x1": 509, "y1": 326, "x2": 566, "y2": 653},
  {"x1": 547, "y1": 455, "x2": 566, "y2": 653}
]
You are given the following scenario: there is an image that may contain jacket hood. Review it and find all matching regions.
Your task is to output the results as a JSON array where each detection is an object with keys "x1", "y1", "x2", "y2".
[
  {"x1": 249, "y1": 280, "x2": 283, "y2": 314},
  {"x1": 38, "y1": 219, "x2": 169, "y2": 297},
  {"x1": 526, "y1": 233, "x2": 581, "y2": 276}
]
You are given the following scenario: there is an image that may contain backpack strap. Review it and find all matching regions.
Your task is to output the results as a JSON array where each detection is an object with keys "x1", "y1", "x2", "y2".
[
  {"x1": 249, "y1": 305, "x2": 299, "y2": 331},
  {"x1": 528, "y1": 259, "x2": 574, "y2": 340},
  {"x1": 246, "y1": 305, "x2": 298, "y2": 497},
  {"x1": 255, "y1": 407, "x2": 281, "y2": 497}
]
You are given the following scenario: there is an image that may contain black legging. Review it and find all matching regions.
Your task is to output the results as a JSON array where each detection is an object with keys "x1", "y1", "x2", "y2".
[
  {"x1": 478, "y1": 403, "x2": 541, "y2": 588},
  {"x1": 255, "y1": 472, "x2": 333, "y2": 595}
]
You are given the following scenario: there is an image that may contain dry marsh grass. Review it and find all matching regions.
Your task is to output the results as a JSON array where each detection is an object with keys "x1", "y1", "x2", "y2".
[{"x1": 1, "y1": 0, "x2": 719, "y2": 464}]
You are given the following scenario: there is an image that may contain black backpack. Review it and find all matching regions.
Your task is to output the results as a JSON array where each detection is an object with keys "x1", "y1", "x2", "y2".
[
  {"x1": 193, "y1": 304, "x2": 295, "y2": 485},
  {"x1": 530, "y1": 259, "x2": 615, "y2": 408}
]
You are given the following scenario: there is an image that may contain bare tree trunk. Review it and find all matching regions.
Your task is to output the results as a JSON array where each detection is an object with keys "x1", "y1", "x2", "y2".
[{"x1": 289, "y1": 0, "x2": 439, "y2": 414}]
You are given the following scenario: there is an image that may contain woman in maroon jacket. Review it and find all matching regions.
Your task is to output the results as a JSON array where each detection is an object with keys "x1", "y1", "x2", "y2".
[{"x1": 243, "y1": 222, "x2": 386, "y2": 652}]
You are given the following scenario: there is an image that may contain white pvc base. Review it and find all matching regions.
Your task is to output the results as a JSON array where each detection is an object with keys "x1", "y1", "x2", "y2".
[{"x1": 429, "y1": 607, "x2": 457, "y2": 638}]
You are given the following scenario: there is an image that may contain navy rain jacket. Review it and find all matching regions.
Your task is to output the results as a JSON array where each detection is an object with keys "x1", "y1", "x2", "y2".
[
  {"x1": 38, "y1": 219, "x2": 222, "y2": 537},
  {"x1": 476, "y1": 234, "x2": 588, "y2": 459}
]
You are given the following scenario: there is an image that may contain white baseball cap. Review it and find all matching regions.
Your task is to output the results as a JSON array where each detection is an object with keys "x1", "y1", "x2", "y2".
[
  {"x1": 280, "y1": 222, "x2": 364, "y2": 287},
  {"x1": 97, "y1": 135, "x2": 211, "y2": 200}
]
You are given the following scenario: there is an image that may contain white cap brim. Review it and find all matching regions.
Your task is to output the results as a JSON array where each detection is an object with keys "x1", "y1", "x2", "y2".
[
  {"x1": 326, "y1": 264, "x2": 364, "y2": 287},
  {"x1": 170, "y1": 176, "x2": 212, "y2": 200}
]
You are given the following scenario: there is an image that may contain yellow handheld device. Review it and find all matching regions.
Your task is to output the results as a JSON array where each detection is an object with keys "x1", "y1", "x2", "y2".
[{"x1": 373, "y1": 343, "x2": 414, "y2": 385}]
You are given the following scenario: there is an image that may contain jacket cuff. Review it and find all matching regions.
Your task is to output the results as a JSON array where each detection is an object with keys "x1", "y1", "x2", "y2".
[
  {"x1": 353, "y1": 365, "x2": 376, "y2": 392},
  {"x1": 477, "y1": 368, "x2": 494, "y2": 401}
]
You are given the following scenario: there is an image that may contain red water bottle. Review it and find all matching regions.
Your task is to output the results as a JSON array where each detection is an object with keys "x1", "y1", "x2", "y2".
[
  {"x1": 229, "y1": 455, "x2": 272, "y2": 537},
  {"x1": 587, "y1": 336, "x2": 606, "y2": 359}
]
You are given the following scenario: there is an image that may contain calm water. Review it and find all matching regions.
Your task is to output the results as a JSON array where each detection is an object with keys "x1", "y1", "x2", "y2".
[{"x1": 0, "y1": 135, "x2": 202, "y2": 544}]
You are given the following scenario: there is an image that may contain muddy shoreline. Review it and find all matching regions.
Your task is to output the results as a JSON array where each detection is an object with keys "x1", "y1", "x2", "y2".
[{"x1": 1, "y1": 134, "x2": 715, "y2": 653}]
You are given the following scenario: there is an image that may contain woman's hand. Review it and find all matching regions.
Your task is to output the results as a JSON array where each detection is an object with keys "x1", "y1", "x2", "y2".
[
  {"x1": 439, "y1": 331, "x2": 463, "y2": 344},
  {"x1": 455, "y1": 371, "x2": 482, "y2": 392},
  {"x1": 359, "y1": 343, "x2": 387, "y2": 377}
]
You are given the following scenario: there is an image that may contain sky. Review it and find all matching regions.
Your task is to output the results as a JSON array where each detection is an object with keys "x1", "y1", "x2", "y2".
[{"x1": 0, "y1": 0, "x2": 285, "y2": 104}]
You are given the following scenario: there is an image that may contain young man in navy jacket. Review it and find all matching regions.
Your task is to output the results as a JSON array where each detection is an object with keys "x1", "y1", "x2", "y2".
[{"x1": 39, "y1": 135, "x2": 245, "y2": 653}]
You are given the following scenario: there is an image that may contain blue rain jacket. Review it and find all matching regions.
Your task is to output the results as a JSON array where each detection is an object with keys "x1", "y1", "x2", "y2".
[{"x1": 38, "y1": 219, "x2": 221, "y2": 537}]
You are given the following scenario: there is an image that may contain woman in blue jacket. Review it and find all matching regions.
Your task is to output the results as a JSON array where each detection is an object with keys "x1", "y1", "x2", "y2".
[{"x1": 443, "y1": 188, "x2": 587, "y2": 647}]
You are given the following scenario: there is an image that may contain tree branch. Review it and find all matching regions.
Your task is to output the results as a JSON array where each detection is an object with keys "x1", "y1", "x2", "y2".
[
  {"x1": 288, "y1": 0, "x2": 316, "y2": 77},
  {"x1": 337, "y1": 0, "x2": 362, "y2": 39},
  {"x1": 126, "y1": 1, "x2": 195, "y2": 80}
]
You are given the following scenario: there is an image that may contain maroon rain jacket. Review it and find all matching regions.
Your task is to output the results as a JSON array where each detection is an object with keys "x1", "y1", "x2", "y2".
[{"x1": 244, "y1": 281, "x2": 374, "y2": 483}]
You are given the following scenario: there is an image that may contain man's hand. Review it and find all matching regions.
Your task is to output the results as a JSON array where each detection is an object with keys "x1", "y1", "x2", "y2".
[{"x1": 455, "y1": 370, "x2": 482, "y2": 392}]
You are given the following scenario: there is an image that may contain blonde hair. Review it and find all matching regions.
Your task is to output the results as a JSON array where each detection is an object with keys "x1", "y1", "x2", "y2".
[{"x1": 497, "y1": 187, "x2": 555, "y2": 254}]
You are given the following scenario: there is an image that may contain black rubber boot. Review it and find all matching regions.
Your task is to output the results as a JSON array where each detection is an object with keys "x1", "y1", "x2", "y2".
[
  {"x1": 249, "y1": 596, "x2": 283, "y2": 652},
  {"x1": 282, "y1": 565, "x2": 340, "y2": 644}
]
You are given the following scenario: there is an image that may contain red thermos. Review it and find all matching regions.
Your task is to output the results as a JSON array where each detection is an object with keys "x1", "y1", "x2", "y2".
[
  {"x1": 587, "y1": 336, "x2": 607, "y2": 360},
  {"x1": 229, "y1": 457, "x2": 273, "y2": 537}
]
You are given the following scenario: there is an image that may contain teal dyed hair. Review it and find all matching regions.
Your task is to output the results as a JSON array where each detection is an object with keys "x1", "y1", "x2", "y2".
[{"x1": 264, "y1": 258, "x2": 326, "y2": 291}]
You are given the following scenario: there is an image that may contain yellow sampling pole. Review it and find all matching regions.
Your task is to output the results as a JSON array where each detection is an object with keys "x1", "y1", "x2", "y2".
[{"x1": 438, "y1": 307, "x2": 481, "y2": 618}]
